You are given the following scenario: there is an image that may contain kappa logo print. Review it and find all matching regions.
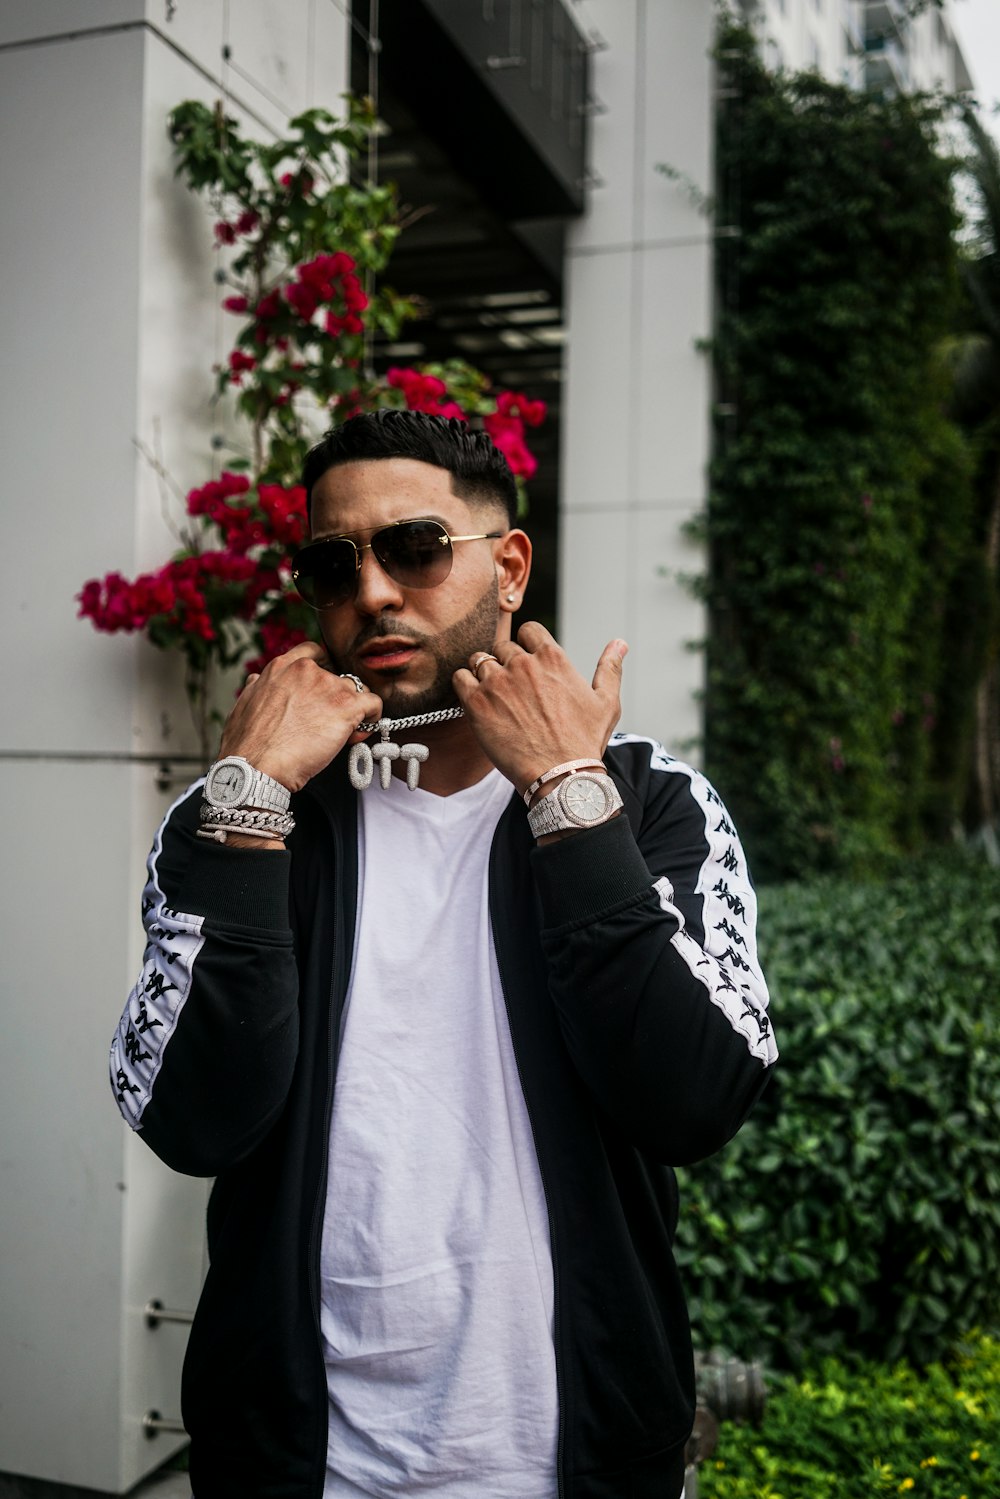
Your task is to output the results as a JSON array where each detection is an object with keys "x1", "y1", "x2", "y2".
[
  {"x1": 715, "y1": 918, "x2": 747, "y2": 947},
  {"x1": 109, "y1": 787, "x2": 207, "y2": 1129},
  {"x1": 712, "y1": 879, "x2": 747, "y2": 922},
  {"x1": 133, "y1": 999, "x2": 163, "y2": 1034},
  {"x1": 123, "y1": 1028, "x2": 152, "y2": 1067}
]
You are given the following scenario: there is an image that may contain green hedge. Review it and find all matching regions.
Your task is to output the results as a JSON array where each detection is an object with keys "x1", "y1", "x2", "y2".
[
  {"x1": 675, "y1": 856, "x2": 1000, "y2": 1370},
  {"x1": 698, "y1": 1331, "x2": 998, "y2": 1499},
  {"x1": 704, "y1": 22, "x2": 980, "y2": 880}
]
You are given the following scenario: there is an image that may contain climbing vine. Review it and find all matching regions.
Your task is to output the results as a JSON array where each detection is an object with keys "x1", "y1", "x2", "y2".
[{"x1": 703, "y1": 20, "x2": 978, "y2": 879}]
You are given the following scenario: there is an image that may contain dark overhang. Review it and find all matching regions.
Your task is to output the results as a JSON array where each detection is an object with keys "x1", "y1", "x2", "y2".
[{"x1": 368, "y1": 0, "x2": 592, "y2": 221}]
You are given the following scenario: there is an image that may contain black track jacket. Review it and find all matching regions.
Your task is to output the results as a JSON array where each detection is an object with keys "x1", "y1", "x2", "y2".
[{"x1": 111, "y1": 732, "x2": 777, "y2": 1499}]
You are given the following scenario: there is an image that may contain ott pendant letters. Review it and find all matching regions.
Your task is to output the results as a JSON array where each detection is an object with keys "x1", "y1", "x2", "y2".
[{"x1": 348, "y1": 726, "x2": 429, "y2": 791}]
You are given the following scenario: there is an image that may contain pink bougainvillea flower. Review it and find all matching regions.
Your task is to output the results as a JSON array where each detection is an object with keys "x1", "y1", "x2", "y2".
[
  {"x1": 387, "y1": 368, "x2": 465, "y2": 419},
  {"x1": 343, "y1": 280, "x2": 368, "y2": 313},
  {"x1": 78, "y1": 565, "x2": 181, "y2": 633},
  {"x1": 495, "y1": 390, "x2": 547, "y2": 427},
  {"x1": 243, "y1": 614, "x2": 310, "y2": 676},
  {"x1": 185, "y1": 472, "x2": 251, "y2": 518},
  {"x1": 483, "y1": 410, "x2": 537, "y2": 479},
  {"x1": 285, "y1": 281, "x2": 320, "y2": 321},
  {"x1": 258, "y1": 484, "x2": 308, "y2": 547},
  {"x1": 255, "y1": 290, "x2": 283, "y2": 321},
  {"x1": 279, "y1": 171, "x2": 313, "y2": 195},
  {"x1": 227, "y1": 349, "x2": 257, "y2": 385}
]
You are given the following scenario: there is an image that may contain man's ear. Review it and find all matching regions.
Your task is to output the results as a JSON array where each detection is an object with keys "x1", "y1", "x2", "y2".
[{"x1": 496, "y1": 529, "x2": 531, "y2": 614}]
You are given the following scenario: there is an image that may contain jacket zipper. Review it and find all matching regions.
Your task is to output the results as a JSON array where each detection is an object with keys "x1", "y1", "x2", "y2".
[{"x1": 305, "y1": 794, "x2": 356, "y2": 1499}]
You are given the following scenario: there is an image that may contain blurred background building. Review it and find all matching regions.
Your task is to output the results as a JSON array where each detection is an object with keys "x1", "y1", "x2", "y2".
[
  {"x1": 741, "y1": 0, "x2": 972, "y2": 91},
  {"x1": 0, "y1": 1, "x2": 978, "y2": 1493}
]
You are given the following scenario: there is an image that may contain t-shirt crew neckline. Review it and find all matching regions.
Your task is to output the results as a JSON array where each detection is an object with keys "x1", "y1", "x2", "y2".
[{"x1": 380, "y1": 763, "x2": 514, "y2": 820}]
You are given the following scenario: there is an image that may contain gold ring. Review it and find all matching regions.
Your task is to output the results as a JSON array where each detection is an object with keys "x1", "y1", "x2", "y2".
[{"x1": 471, "y1": 652, "x2": 499, "y2": 679}]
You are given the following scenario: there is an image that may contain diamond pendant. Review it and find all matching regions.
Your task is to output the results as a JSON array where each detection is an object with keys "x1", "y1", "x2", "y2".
[{"x1": 349, "y1": 724, "x2": 429, "y2": 791}]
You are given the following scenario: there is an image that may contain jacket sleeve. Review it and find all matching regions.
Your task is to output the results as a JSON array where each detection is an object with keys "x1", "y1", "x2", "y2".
[
  {"x1": 531, "y1": 737, "x2": 777, "y2": 1166},
  {"x1": 108, "y1": 782, "x2": 300, "y2": 1176}
]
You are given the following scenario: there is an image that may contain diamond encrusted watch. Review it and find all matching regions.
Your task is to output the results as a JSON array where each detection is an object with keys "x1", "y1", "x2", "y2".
[
  {"x1": 203, "y1": 756, "x2": 291, "y2": 815},
  {"x1": 526, "y1": 771, "x2": 623, "y2": 839}
]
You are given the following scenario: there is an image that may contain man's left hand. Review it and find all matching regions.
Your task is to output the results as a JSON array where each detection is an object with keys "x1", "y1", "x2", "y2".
[{"x1": 453, "y1": 622, "x2": 627, "y2": 798}]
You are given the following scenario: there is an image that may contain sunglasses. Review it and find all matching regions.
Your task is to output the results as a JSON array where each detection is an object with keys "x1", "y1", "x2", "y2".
[{"x1": 291, "y1": 518, "x2": 502, "y2": 610}]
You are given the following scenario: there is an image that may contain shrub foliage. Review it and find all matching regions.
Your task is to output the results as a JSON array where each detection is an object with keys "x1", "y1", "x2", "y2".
[
  {"x1": 674, "y1": 856, "x2": 1000, "y2": 1371},
  {"x1": 705, "y1": 22, "x2": 980, "y2": 880},
  {"x1": 698, "y1": 1332, "x2": 998, "y2": 1499}
]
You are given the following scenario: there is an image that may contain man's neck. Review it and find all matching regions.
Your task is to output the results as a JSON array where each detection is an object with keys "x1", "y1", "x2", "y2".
[{"x1": 389, "y1": 715, "x2": 498, "y2": 797}]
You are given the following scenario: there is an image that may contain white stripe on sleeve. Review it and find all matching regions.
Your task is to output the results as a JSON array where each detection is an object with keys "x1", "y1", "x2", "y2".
[
  {"x1": 109, "y1": 783, "x2": 206, "y2": 1128},
  {"x1": 611, "y1": 734, "x2": 777, "y2": 1066}
]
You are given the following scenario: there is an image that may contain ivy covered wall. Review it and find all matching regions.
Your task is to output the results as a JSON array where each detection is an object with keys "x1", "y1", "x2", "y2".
[{"x1": 703, "y1": 21, "x2": 982, "y2": 881}]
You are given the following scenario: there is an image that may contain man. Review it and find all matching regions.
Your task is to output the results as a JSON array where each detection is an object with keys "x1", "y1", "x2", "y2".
[{"x1": 111, "y1": 410, "x2": 777, "y2": 1499}]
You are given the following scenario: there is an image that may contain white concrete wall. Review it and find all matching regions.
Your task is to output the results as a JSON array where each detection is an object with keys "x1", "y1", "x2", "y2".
[
  {"x1": 559, "y1": 0, "x2": 714, "y2": 760},
  {"x1": 755, "y1": 0, "x2": 859, "y2": 77},
  {"x1": 0, "y1": 3, "x2": 349, "y2": 1489}
]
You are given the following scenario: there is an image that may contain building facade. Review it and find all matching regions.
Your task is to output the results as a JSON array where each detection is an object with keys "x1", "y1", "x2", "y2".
[
  {"x1": 739, "y1": 0, "x2": 972, "y2": 91},
  {"x1": 0, "y1": 1, "x2": 979, "y2": 1493}
]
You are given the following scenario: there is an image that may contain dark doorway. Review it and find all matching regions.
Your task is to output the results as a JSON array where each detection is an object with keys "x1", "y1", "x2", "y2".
[{"x1": 350, "y1": 1, "x2": 591, "y2": 632}]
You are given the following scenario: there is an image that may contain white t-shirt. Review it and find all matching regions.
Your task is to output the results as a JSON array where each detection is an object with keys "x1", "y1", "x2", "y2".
[{"x1": 320, "y1": 768, "x2": 558, "y2": 1497}]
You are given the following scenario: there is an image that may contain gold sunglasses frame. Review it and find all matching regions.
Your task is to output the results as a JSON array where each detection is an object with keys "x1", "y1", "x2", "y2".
[{"x1": 291, "y1": 519, "x2": 503, "y2": 610}]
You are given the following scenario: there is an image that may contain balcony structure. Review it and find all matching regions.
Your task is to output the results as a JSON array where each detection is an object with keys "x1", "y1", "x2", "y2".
[
  {"x1": 864, "y1": 30, "x2": 910, "y2": 92},
  {"x1": 863, "y1": 0, "x2": 908, "y2": 46},
  {"x1": 841, "y1": 0, "x2": 864, "y2": 55}
]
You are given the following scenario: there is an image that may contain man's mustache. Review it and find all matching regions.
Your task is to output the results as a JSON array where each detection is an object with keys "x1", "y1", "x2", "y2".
[{"x1": 348, "y1": 617, "x2": 425, "y2": 653}]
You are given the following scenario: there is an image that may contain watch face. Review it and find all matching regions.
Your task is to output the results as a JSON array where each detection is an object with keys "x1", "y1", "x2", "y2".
[
  {"x1": 206, "y1": 759, "x2": 250, "y2": 807},
  {"x1": 561, "y1": 774, "x2": 612, "y2": 825}
]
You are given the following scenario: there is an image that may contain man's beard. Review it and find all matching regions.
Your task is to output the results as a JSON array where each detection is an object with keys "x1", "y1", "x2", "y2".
[{"x1": 329, "y1": 582, "x2": 500, "y2": 719}]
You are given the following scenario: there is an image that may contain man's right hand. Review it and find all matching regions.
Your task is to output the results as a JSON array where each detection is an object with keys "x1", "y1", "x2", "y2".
[{"x1": 217, "y1": 641, "x2": 383, "y2": 793}]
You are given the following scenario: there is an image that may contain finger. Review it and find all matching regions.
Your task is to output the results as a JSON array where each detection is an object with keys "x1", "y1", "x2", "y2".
[
  {"x1": 492, "y1": 640, "x2": 524, "y2": 667},
  {"x1": 347, "y1": 724, "x2": 381, "y2": 745},
  {"x1": 516, "y1": 621, "x2": 556, "y2": 653},
  {"x1": 452, "y1": 666, "x2": 480, "y2": 705},
  {"x1": 468, "y1": 650, "x2": 501, "y2": 680},
  {"x1": 276, "y1": 640, "x2": 328, "y2": 667},
  {"x1": 592, "y1": 638, "x2": 628, "y2": 696},
  {"x1": 351, "y1": 688, "x2": 383, "y2": 720}
]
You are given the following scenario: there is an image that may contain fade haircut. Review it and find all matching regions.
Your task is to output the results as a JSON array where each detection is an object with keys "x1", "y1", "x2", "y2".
[{"x1": 301, "y1": 409, "x2": 518, "y2": 530}]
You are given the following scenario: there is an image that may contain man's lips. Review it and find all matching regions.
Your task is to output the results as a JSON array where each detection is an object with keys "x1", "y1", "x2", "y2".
[{"x1": 358, "y1": 640, "x2": 420, "y2": 671}]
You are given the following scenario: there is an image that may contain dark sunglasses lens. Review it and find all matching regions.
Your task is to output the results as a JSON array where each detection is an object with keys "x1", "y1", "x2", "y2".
[
  {"x1": 373, "y1": 521, "x2": 452, "y2": 589},
  {"x1": 293, "y1": 540, "x2": 357, "y2": 609}
]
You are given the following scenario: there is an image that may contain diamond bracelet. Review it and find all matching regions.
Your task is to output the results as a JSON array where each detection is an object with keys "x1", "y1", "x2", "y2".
[{"x1": 198, "y1": 803, "x2": 295, "y2": 838}]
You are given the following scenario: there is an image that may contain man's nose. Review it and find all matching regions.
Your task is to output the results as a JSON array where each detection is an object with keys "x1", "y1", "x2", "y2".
[{"x1": 353, "y1": 546, "x2": 405, "y2": 615}]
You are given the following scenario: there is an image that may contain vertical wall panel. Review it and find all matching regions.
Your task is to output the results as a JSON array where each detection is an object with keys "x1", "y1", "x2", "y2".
[
  {"x1": 0, "y1": 2, "x2": 349, "y2": 1489},
  {"x1": 560, "y1": 0, "x2": 714, "y2": 759},
  {"x1": 0, "y1": 29, "x2": 146, "y2": 758}
]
